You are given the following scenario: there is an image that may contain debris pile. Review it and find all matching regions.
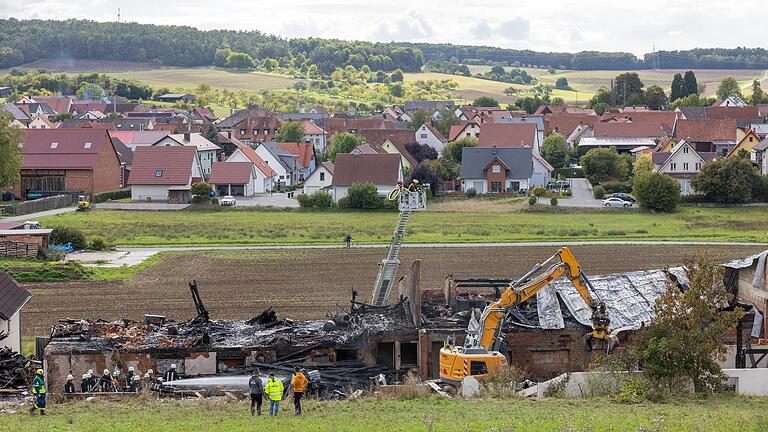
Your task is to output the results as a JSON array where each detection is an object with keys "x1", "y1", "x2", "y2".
[{"x1": 0, "y1": 348, "x2": 37, "y2": 394}]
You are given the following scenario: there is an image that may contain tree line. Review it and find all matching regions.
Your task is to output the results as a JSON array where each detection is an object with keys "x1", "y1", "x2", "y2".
[
  {"x1": 404, "y1": 42, "x2": 768, "y2": 70},
  {"x1": 0, "y1": 19, "x2": 423, "y2": 74}
]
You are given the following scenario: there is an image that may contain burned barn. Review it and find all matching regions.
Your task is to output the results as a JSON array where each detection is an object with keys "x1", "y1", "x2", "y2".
[{"x1": 42, "y1": 261, "x2": 692, "y2": 393}]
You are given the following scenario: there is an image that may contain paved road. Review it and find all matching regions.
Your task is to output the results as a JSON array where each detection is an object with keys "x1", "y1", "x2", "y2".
[
  {"x1": 1, "y1": 206, "x2": 77, "y2": 222},
  {"x1": 560, "y1": 178, "x2": 604, "y2": 208}
]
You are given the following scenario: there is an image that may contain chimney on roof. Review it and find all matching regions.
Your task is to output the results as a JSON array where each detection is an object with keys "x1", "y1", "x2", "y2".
[
  {"x1": 184, "y1": 132, "x2": 191, "y2": 141},
  {"x1": 491, "y1": 144, "x2": 497, "y2": 154},
  {"x1": 227, "y1": 131, "x2": 232, "y2": 139}
]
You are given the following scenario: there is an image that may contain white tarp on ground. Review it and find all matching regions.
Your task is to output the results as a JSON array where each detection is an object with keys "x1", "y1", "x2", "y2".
[{"x1": 536, "y1": 268, "x2": 688, "y2": 331}]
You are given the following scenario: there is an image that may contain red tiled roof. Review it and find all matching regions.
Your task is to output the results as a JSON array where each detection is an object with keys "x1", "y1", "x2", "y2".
[
  {"x1": 301, "y1": 120, "x2": 325, "y2": 135},
  {"x1": 209, "y1": 162, "x2": 254, "y2": 185},
  {"x1": 110, "y1": 131, "x2": 169, "y2": 147},
  {"x1": 544, "y1": 114, "x2": 600, "y2": 135},
  {"x1": 423, "y1": 123, "x2": 447, "y2": 142},
  {"x1": 70, "y1": 101, "x2": 107, "y2": 114},
  {"x1": 592, "y1": 122, "x2": 668, "y2": 138},
  {"x1": 128, "y1": 146, "x2": 197, "y2": 185},
  {"x1": 21, "y1": 128, "x2": 112, "y2": 169},
  {"x1": 232, "y1": 144, "x2": 277, "y2": 177},
  {"x1": 331, "y1": 153, "x2": 401, "y2": 186},
  {"x1": 448, "y1": 122, "x2": 475, "y2": 141},
  {"x1": 32, "y1": 96, "x2": 71, "y2": 114},
  {"x1": 357, "y1": 129, "x2": 418, "y2": 166},
  {"x1": 277, "y1": 142, "x2": 315, "y2": 169},
  {"x1": 323, "y1": 118, "x2": 397, "y2": 136},
  {"x1": 706, "y1": 106, "x2": 760, "y2": 120},
  {"x1": 617, "y1": 110, "x2": 677, "y2": 125},
  {"x1": 673, "y1": 119, "x2": 736, "y2": 142},
  {"x1": 477, "y1": 123, "x2": 537, "y2": 148}
]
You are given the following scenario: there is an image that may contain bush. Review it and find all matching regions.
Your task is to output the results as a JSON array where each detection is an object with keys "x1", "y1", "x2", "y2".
[
  {"x1": 191, "y1": 195, "x2": 206, "y2": 204},
  {"x1": 555, "y1": 167, "x2": 584, "y2": 178},
  {"x1": 296, "y1": 194, "x2": 312, "y2": 208},
  {"x1": 550, "y1": 196, "x2": 558, "y2": 206},
  {"x1": 601, "y1": 181, "x2": 632, "y2": 194},
  {"x1": 593, "y1": 186, "x2": 606, "y2": 199},
  {"x1": 466, "y1": 188, "x2": 477, "y2": 198},
  {"x1": 580, "y1": 147, "x2": 628, "y2": 184},
  {"x1": 38, "y1": 248, "x2": 65, "y2": 261},
  {"x1": 93, "y1": 189, "x2": 130, "y2": 203},
  {"x1": 50, "y1": 227, "x2": 87, "y2": 250},
  {"x1": 210, "y1": 197, "x2": 219, "y2": 206},
  {"x1": 562, "y1": 188, "x2": 572, "y2": 197},
  {"x1": 679, "y1": 194, "x2": 709, "y2": 204},
  {"x1": 314, "y1": 191, "x2": 333, "y2": 208},
  {"x1": 528, "y1": 196, "x2": 537, "y2": 206},
  {"x1": 347, "y1": 183, "x2": 381, "y2": 209},
  {"x1": 692, "y1": 157, "x2": 760, "y2": 203},
  {"x1": 88, "y1": 236, "x2": 110, "y2": 251},
  {"x1": 337, "y1": 197, "x2": 350, "y2": 208},
  {"x1": 753, "y1": 175, "x2": 768, "y2": 202},
  {"x1": 617, "y1": 377, "x2": 650, "y2": 404},
  {"x1": 531, "y1": 187, "x2": 547, "y2": 197},
  {"x1": 191, "y1": 182, "x2": 213, "y2": 197},
  {"x1": 633, "y1": 173, "x2": 681, "y2": 212}
]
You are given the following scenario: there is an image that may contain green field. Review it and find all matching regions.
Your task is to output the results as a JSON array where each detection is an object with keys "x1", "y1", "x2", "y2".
[
  {"x1": 404, "y1": 71, "x2": 519, "y2": 104},
  {"x1": 36, "y1": 207, "x2": 767, "y2": 247},
  {"x1": 110, "y1": 68, "x2": 301, "y2": 94},
  {"x1": 8, "y1": 396, "x2": 767, "y2": 431},
  {"x1": 447, "y1": 66, "x2": 766, "y2": 102}
]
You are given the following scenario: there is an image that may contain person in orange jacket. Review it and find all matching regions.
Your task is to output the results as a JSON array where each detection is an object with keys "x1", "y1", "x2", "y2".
[{"x1": 290, "y1": 367, "x2": 309, "y2": 415}]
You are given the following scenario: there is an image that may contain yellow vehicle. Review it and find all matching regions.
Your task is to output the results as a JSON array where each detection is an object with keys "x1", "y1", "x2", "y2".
[
  {"x1": 439, "y1": 247, "x2": 611, "y2": 384},
  {"x1": 76, "y1": 194, "x2": 91, "y2": 212}
]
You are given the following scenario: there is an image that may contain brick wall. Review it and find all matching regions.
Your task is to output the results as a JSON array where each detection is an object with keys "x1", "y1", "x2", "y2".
[
  {"x1": 92, "y1": 137, "x2": 122, "y2": 194},
  {"x1": 505, "y1": 328, "x2": 594, "y2": 380},
  {"x1": 486, "y1": 162, "x2": 507, "y2": 193}
]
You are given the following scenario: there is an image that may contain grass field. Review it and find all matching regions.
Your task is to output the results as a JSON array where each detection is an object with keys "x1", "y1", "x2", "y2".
[
  {"x1": 437, "y1": 65, "x2": 766, "y2": 102},
  {"x1": 404, "y1": 71, "x2": 518, "y2": 104},
  {"x1": 35, "y1": 207, "x2": 768, "y2": 247},
  {"x1": 8, "y1": 396, "x2": 768, "y2": 431}
]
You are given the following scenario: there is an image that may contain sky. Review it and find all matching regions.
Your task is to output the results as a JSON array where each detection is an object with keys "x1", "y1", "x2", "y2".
[{"x1": 1, "y1": 0, "x2": 765, "y2": 56}]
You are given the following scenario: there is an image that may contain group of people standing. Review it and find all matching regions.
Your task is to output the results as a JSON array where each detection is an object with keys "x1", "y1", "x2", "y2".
[
  {"x1": 63, "y1": 363, "x2": 182, "y2": 394},
  {"x1": 248, "y1": 367, "x2": 309, "y2": 416}
]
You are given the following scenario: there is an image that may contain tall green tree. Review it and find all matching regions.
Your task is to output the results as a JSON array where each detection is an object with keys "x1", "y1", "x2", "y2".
[
  {"x1": 275, "y1": 121, "x2": 305, "y2": 142},
  {"x1": 580, "y1": 147, "x2": 628, "y2": 184},
  {"x1": 751, "y1": 80, "x2": 765, "y2": 105},
  {"x1": 692, "y1": 157, "x2": 760, "y2": 203},
  {"x1": 0, "y1": 115, "x2": 23, "y2": 189},
  {"x1": 327, "y1": 132, "x2": 365, "y2": 162},
  {"x1": 683, "y1": 71, "x2": 698, "y2": 97},
  {"x1": 407, "y1": 109, "x2": 431, "y2": 129},
  {"x1": 644, "y1": 85, "x2": 667, "y2": 110},
  {"x1": 541, "y1": 134, "x2": 568, "y2": 169},
  {"x1": 613, "y1": 72, "x2": 644, "y2": 106},
  {"x1": 472, "y1": 96, "x2": 499, "y2": 107},
  {"x1": 670, "y1": 73, "x2": 684, "y2": 101},
  {"x1": 442, "y1": 136, "x2": 477, "y2": 163},
  {"x1": 716, "y1": 77, "x2": 743, "y2": 101}
]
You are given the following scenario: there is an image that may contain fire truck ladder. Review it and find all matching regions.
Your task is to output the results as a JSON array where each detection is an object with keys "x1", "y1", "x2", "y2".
[{"x1": 370, "y1": 188, "x2": 428, "y2": 306}]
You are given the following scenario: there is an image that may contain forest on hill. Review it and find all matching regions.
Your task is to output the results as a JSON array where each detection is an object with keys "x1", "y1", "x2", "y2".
[{"x1": 2, "y1": 18, "x2": 768, "y2": 73}]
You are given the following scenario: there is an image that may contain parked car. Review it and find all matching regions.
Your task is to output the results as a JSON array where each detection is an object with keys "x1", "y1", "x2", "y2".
[
  {"x1": 220, "y1": 195, "x2": 236, "y2": 206},
  {"x1": 602, "y1": 197, "x2": 632, "y2": 207},
  {"x1": 610, "y1": 193, "x2": 636, "y2": 203}
]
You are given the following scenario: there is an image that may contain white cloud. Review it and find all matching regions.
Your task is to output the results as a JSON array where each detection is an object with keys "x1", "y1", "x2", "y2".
[{"x1": 1, "y1": 0, "x2": 767, "y2": 55}]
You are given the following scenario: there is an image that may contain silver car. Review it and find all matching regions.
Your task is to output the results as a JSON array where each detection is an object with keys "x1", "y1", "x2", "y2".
[
  {"x1": 602, "y1": 197, "x2": 632, "y2": 207},
  {"x1": 220, "y1": 195, "x2": 236, "y2": 206}
]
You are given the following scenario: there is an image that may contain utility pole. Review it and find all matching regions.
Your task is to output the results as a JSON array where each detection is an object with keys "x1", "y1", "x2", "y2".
[{"x1": 117, "y1": 8, "x2": 121, "y2": 23}]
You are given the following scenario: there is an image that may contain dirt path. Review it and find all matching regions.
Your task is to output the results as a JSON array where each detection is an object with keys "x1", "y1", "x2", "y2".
[{"x1": 21, "y1": 244, "x2": 764, "y2": 336}]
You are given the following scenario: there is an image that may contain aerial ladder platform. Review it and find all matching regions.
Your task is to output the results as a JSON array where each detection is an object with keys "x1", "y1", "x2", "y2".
[{"x1": 369, "y1": 185, "x2": 428, "y2": 306}]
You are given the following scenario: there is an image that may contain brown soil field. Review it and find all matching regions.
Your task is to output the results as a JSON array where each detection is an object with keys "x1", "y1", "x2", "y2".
[{"x1": 21, "y1": 244, "x2": 765, "y2": 337}]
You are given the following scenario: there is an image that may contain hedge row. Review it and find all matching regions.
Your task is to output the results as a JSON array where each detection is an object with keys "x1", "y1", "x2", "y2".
[
  {"x1": 93, "y1": 189, "x2": 130, "y2": 203},
  {"x1": 555, "y1": 167, "x2": 584, "y2": 178}
]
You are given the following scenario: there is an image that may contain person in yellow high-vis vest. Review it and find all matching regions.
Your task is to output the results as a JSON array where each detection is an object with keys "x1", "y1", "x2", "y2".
[
  {"x1": 264, "y1": 372, "x2": 284, "y2": 416},
  {"x1": 29, "y1": 369, "x2": 46, "y2": 416}
]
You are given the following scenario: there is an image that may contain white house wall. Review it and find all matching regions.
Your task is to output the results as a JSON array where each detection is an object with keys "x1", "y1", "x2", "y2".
[
  {"x1": 1, "y1": 311, "x2": 22, "y2": 352},
  {"x1": 416, "y1": 124, "x2": 445, "y2": 154},
  {"x1": 303, "y1": 166, "x2": 333, "y2": 194},
  {"x1": 255, "y1": 146, "x2": 291, "y2": 185},
  {"x1": 131, "y1": 185, "x2": 185, "y2": 201}
]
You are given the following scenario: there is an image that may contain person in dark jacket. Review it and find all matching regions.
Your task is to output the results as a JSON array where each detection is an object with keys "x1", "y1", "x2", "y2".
[
  {"x1": 64, "y1": 374, "x2": 76, "y2": 394},
  {"x1": 164, "y1": 364, "x2": 179, "y2": 382},
  {"x1": 248, "y1": 368, "x2": 265, "y2": 416},
  {"x1": 80, "y1": 373, "x2": 90, "y2": 393},
  {"x1": 99, "y1": 369, "x2": 113, "y2": 392}
]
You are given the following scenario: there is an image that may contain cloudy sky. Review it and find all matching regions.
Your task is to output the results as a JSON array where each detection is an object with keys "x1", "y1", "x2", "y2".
[{"x1": 1, "y1": 0, "x2": 764, "y2": 56}]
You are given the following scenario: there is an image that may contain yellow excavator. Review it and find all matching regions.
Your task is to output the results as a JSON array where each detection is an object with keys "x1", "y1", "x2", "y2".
[
  {"x1": 76, "y1": 194, "x2": 91, "y2": 212},
  {"x1": 439, "y1": 247, "x2": 611, "y2": 384}
]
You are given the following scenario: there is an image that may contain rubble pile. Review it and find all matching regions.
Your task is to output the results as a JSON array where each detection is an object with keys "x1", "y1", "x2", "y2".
[{"x1": 0, "y1": 348, "x2": 37, "y2": 393}]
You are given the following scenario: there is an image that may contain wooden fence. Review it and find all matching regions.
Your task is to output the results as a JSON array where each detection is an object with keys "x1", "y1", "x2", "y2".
[{"x1": 0, "y1": 194, "x2": 75, "y2": 216}]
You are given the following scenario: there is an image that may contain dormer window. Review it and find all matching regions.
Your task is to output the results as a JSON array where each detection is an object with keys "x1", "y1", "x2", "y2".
[
  {"x1": 50, "y1": 142, "x2": 58, "y2": 149},
  {"x1": 84, "y1": 142, "x2": 92, "y2": 149},
  {"x1": 492, "y1": 164, "x2": 501, "y2": 173},
  {"x1": 154, "y1": 169, "x2": 163, "y2": 177}
]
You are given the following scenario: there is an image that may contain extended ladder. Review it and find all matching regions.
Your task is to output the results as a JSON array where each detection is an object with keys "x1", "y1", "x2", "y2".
[{"x1": 370, "y1": 188, "x2": 427, "y2": 306}]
